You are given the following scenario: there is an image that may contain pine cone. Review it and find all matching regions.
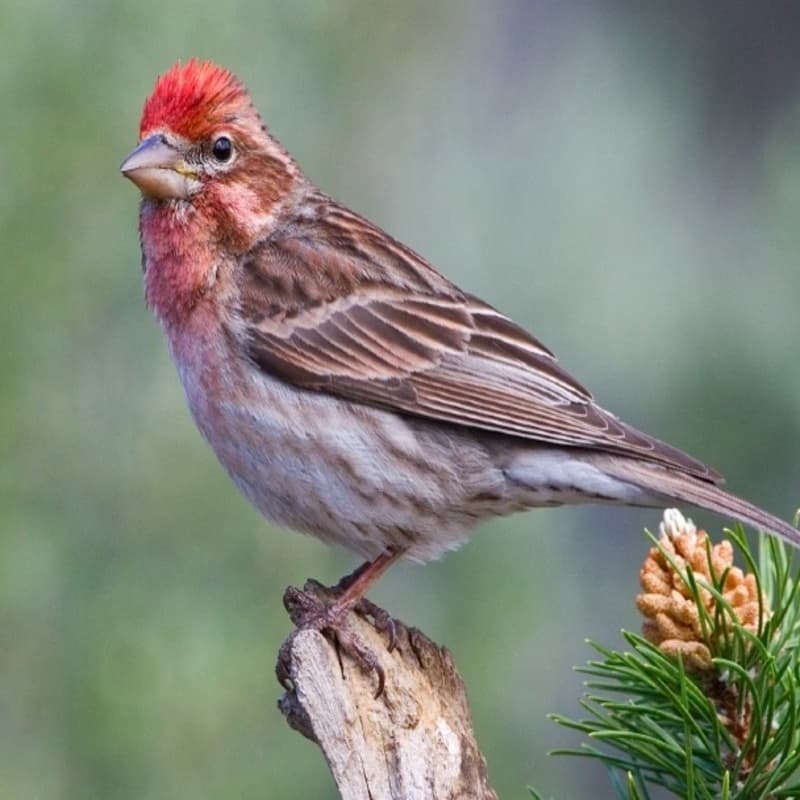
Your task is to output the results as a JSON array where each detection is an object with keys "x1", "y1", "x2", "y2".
[{"x1": 636, "y1": 509, "x2": 767, "y2": 672}]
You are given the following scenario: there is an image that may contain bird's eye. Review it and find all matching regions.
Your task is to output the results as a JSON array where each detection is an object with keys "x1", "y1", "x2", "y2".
[{"x1": 212, "y1": 136, "x2": 233, "y2": 162}]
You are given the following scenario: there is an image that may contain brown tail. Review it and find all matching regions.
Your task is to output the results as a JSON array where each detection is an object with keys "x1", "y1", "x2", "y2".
[{"x1": 596, "y1": 456, "x2": 800, "y2": 549}]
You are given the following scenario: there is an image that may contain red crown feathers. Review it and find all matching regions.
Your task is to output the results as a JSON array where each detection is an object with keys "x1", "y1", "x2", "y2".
[{"x1": 139, "y1": 59, "x2": 249, "y2": 140}]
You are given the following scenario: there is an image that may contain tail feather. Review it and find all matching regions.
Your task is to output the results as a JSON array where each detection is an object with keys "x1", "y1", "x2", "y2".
[{"x1": 596, "y1": 456, "x2": 800, "y2": 549}]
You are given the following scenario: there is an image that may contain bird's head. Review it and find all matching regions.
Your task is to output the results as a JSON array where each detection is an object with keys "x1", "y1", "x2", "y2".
[{"x1": 121, "y1": 60, "x2": 297, "y2": 247}]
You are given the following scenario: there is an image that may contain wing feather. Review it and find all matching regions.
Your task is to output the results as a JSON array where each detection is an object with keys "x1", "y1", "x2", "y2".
[{"x1": 238, "y1": 228, "x2": 719, "y2": 482}]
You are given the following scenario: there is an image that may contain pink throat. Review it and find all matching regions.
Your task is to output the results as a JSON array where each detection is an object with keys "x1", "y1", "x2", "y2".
[{"x1": 140, "y1": 201, "x2": 216, "y2": 329}]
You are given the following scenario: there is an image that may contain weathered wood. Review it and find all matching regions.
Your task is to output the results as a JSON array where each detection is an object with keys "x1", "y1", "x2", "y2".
[{"x1": 277, "y1": 583, "x2": 498, "y2": 800}]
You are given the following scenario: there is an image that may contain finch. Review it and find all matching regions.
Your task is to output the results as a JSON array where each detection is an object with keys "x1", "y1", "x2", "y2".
[{"x1": 121, "y1": 60, "x2": 797, "y2": 651}]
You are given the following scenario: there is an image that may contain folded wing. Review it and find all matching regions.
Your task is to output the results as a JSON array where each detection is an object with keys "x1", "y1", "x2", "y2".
[{"x1": 238, "y1": 229, "x2": 720, "y2": 484}]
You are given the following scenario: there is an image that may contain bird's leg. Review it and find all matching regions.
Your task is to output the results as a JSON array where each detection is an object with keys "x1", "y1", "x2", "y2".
[
  {"x1": 277, "y1": 548, "x2": 405, "y2": 697},
  {"x1": 327, "y1": 557, "x2": 377, "y2": 594},
  {"x1": 332, "y1": 548, "x2": 402, "y2": 604},
  {"x1": 333, "y1": 551, "x2": 403, "y2": 651}
]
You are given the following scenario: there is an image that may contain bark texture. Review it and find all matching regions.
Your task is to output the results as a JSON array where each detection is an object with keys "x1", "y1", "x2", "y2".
[{"x1": 277, "y1": 582, "x2": 498, "y2": 800}]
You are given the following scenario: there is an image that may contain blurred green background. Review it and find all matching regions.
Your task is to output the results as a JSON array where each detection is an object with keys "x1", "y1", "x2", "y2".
[{"x1": 3, "y1": 2, "x2": 799, "y2": 797}]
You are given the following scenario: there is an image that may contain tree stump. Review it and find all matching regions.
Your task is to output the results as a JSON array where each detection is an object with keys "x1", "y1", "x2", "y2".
[{"x1": 277, "y1": 581, "x2": 498, "y2": 800}]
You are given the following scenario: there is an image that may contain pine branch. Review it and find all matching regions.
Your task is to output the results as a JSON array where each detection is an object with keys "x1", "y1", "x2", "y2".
[{"x1": 544, "y1": 511, "x2": 800, "y2": 799}]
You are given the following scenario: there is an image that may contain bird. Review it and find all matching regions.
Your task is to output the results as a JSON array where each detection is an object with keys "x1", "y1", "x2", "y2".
[{"x1": 121, "y1": 59, "x2": 797, "y2": 686}]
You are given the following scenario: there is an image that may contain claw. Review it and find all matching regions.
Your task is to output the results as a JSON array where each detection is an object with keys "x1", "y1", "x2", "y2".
[
  {"x1": 355, "y1": 597, "x2": 398, "y2": 652},
  {"x1": 331, "y1": 625, "x2": 387, "y2": 698},
  {"x1": 276, "y1": 635, "x2": 295, "y2": 691}
]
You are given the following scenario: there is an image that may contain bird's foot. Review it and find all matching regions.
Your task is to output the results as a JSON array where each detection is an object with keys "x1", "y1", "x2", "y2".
[
  {"x1": 277, "y1": 550, "x2": 405, "y2": 697},
  {"x1": 277, "y1": 580, "x2": 396, "y2": 698}
]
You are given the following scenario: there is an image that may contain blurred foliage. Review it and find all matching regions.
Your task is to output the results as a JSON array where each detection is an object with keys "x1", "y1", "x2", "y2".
[{"x1": 2, "y1": 2, "x2": 800, "y2": 798}]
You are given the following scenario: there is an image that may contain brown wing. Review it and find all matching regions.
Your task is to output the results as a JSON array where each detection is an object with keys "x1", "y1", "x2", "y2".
[{"x1": 237, "y1": 223, "x2": 720, "y2": 483}]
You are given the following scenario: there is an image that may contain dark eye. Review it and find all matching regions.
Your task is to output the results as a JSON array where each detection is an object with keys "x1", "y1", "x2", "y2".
[{"x1": 212, "y1": 136, "x2": 233, "y2": 162}]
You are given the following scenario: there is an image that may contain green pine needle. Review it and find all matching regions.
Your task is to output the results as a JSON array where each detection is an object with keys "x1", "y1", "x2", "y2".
[{"x1": 539, "y1": 524, "x2": 800, "y2": 799}]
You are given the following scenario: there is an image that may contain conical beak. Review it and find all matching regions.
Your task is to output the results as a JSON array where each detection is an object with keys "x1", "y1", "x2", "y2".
[{"x1": 120, "y1": 135, "x2": 197, "y2": 200}]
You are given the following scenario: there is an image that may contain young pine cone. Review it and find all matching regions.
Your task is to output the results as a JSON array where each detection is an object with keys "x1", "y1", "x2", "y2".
[{"x1": 636, "y1": 509, "x2": 767, "y2": 671}]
